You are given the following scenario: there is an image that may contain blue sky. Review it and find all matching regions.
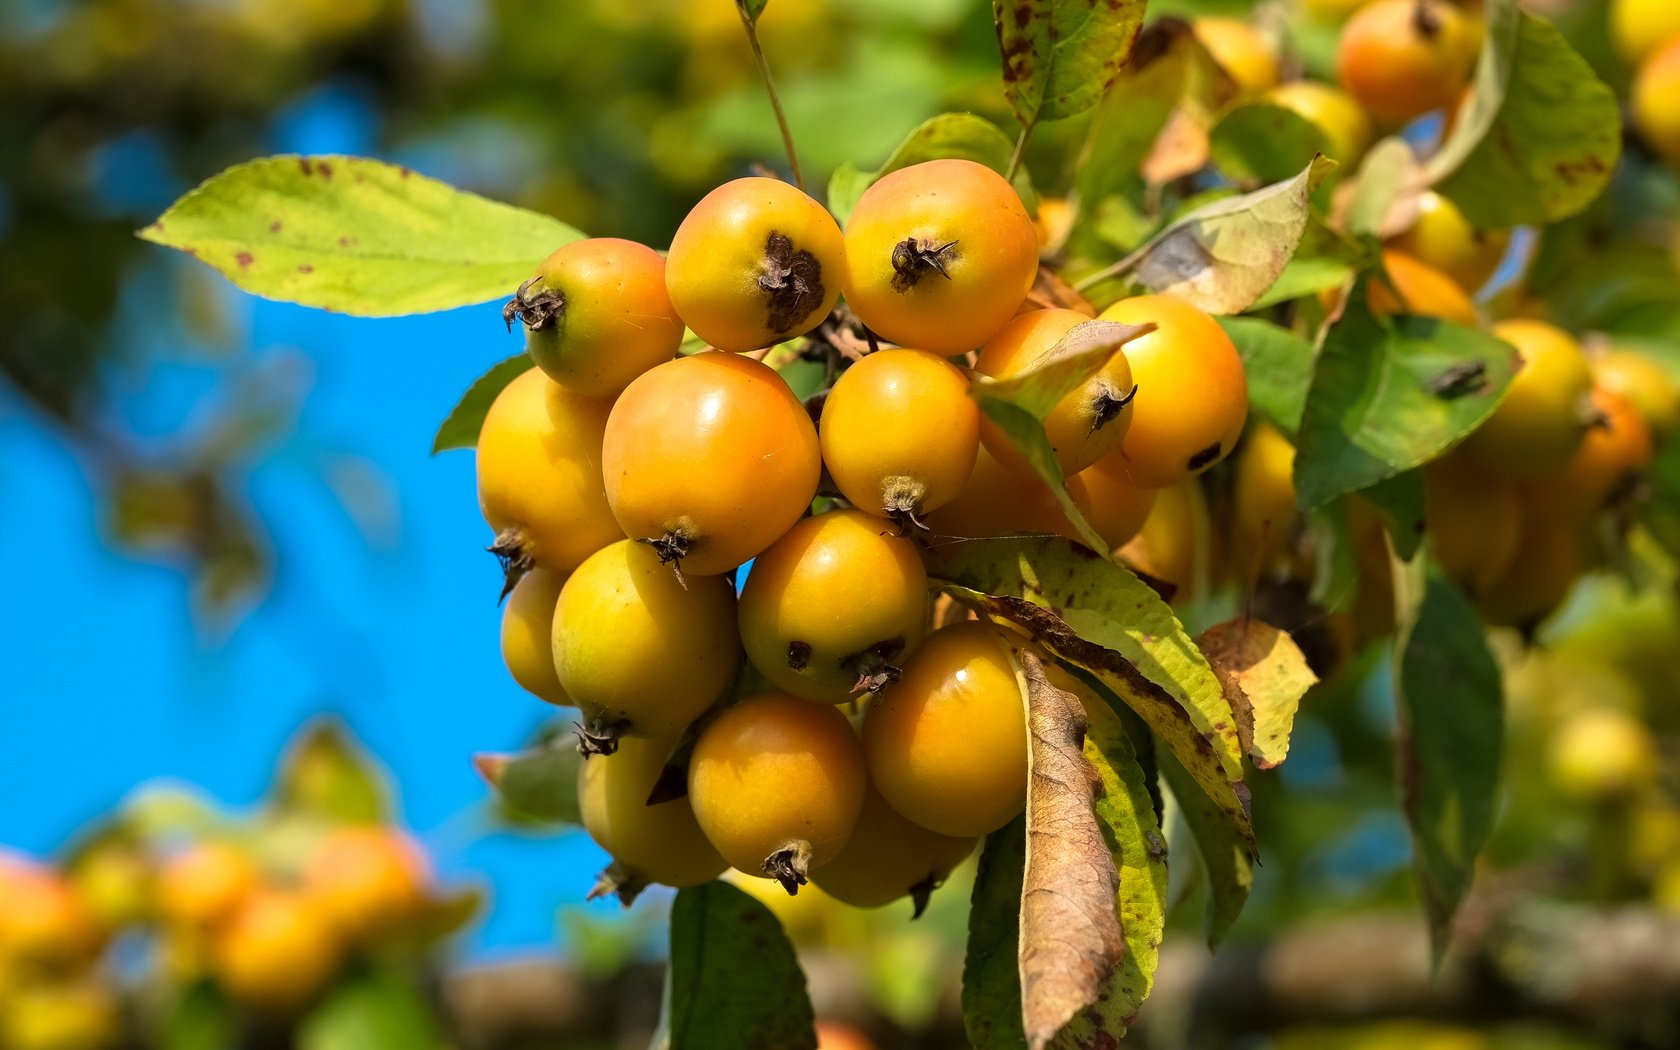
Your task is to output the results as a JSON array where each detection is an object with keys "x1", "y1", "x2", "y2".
[{"x1": 0, "y1": 81, "x2": 631, "y2": 962}]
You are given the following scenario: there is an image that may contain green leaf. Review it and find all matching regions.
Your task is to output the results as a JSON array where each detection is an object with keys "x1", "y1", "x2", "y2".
[
  {"x1": 969, "y1": 319, "x2": 1152, "y2": 555},
  {"x1": 927, "y1": 540, "x2": 1253, "y2": 851},
  {"x1": 1209, "y1": 102, "x2": 1331, "y2": 187},
  {"x1": 825, "y1": 113, "x2": 1037, "y2": 225},
  {"x1": 432, "y1": 355, "x2": 530, "y2": 454},
  {"x1": 736, "y1": 0, "x2": 769, "y2": 23},
  {"x1": 1158, "y1": 743, "x2": 1252, "y2": 949},
  {"x1": 1293, "y1": 298, "x2": 1521, "y2": 510},
  {"x1": 1056, "y1": 687, "x2": 1169, "y2": 1042},
  {"x1": 1360, "y1": 471, "x2": 1427, "y2": 562},
  {"x1": 962, "y1": 816, "x2": 1027, "y2": 1050},
  {"x1": 298, "y1": 968, "x2": 444, "y2": 1050},
  {"x1": 994, "y1": 0, "x2": 1148, "y2": 126},
  {"x1": 1428, "y1": 5, "x2": 1619, "y2": 227},
  {"x1": 1073, "y1": 20, "x2": 1195, "y2": 209},
  {"x1": 140, "y1": 155, "x2": 582, "y2": 316},
  {"x1": 1392, "y1": 559, "x2": 1503, "y2": 961},
  {"x1": 1125, "y1": 155, "x2": 1338, "y2": 315},
  {"x1": 272, "y1": 721, "x2": 389, "y2": 825},
  {"x1": 1251, "y1": 255, "x2": 1357, "y2": 310},
  {"x1": 474, "y1": 744, "x2": 583, "y2": 826},
  {"x1": 664, "y1": 881, "x2": 817, "y2": 1050},
  {"x1": 1218, "y1": 316, "x2": 1315, "y2": 437}
]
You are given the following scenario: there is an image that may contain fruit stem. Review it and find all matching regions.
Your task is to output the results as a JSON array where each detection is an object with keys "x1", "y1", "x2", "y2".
[
  {"x1": 1007, "y1": 120, "x2": 1033, "y2": 183},
  {"x1": 736, "y1": 4, "x2": 805, "y2": 192},
  {"x1": 764, "y1": 840, "x2": 814, "y2": 895}
]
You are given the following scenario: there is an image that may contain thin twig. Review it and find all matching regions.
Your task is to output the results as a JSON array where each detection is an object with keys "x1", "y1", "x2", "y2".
[
  {"x1": 1072, "y1": 240, "x2": 1151, "y2": 294},
  {"x1": 1006, "y1": 120, "x2": 1033, "y2": 182},
  {"x1": 737, "y1": 6, "x2": 805, "y2": 192}
]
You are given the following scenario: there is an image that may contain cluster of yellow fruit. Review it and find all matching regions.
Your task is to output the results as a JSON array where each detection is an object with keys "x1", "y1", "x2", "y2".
[
  {"x1": 0, "y1": 825, "x2": 437, "y2": 1047},
  {"x1": 1227, "y1": 313, "x2": 1673, "y2": 634},
  {"x1": 1121, "y1": 1, "x2": 1678, "y2": 637},
  {"x1": 153, "y1": 827, "x2": 434, "y2": 1013},
  {"x1": 485, "y1": 158, "x2": 1250, "y2": 900},
  {"x1": 0, "y1": 853, "x2": 120, "y2": 1050}
]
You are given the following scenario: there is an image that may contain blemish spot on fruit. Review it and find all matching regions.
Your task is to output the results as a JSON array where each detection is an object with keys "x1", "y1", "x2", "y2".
[
  {"x1": 757, "y1": 231, "x2": 826, "y2": 335},
  {"x1": 235, "y1": 252, "x2": 255, "y2": 269},
  {"x1": 1186, "y1": 441, "x2": 1223, "y2": 472},
  {"x1": 269, "y1": 221, "x2": 282, "y2": 233},
  {"x1": 786, "y1": 641, "x2": 812, "y2": 671},
  {"x1": 297, "y1": 264, "x2": 313, "y2": 274}
]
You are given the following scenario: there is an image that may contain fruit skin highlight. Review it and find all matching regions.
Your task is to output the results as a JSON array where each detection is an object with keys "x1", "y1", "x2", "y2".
[
  {"x1": 665, "y1": 177, "x2": 845, "y2": 352},
  {"x1": 509, "y1": 237, "x2": 684, "y2": 397},
  {"x1": 687, "y1": 692, "x2": 867, "y2": 892},
  {"x1": 862, "y1": 621, "x2": 1028, "y2": 839},
  {"x1": 553, "y1": 539, "x2": 741, "y2": 751},
  {"x1": 578, "y1": 736, "x2": 727, "y2": 900},
  {"x1": 602, "y1": 351, "x2": 821, "y2": 577},
  {"x1": 738, "y1": 509, "x2": 930, "y2": 705},
  {"x1": 476, "y1": 368, "x2": 621, "y2": 587},
  {"x1": 1334, "y1": 0, "x2": 1476, "y2": 126},
  {"x1": 818, "y1": 347, "x2": 980, "y2": 525},
  {"x1": 1388, "y1": 191, "x2": 1510, "y2": 294},
  {"x1": 841, "y1": 159, "x2": 1039, "y2": 355},
  {"x1": 1096, "y1": 295, "x2": 1248, "y2": 489}
]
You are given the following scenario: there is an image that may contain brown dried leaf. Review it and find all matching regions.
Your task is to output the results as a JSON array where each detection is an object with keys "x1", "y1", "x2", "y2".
[
  {"x1": 1015, "y1": 649, "x2": 1124, "y2": 1050},
  {"x1": 1196, "y1": 618, "x2": 1316, "y2": 769}
]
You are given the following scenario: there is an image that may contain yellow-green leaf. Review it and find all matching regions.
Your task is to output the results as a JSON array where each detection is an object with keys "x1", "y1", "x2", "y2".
[
  {"x1": 1196, "y1": 618, "x2": 1316, "y2": 769},
  {"x1": 1055, "y1": 673, "x2": 1168, "y2": 1043},
  {"x1": 994, "y1": 0, "x2": 1147, "y2": 127},
  {"x1": 928, "y1": 539, "x2": 1252, "y2": 851},
  {"x1": 1124, "y1": 155, "x2": 1337, "y2": 315},
  {"x1": 141, "y1": 155, "x2": 582, "y2": 316},
  {"x1": 1427, "y1": 3, "x2": 1619, "y2": 227}
]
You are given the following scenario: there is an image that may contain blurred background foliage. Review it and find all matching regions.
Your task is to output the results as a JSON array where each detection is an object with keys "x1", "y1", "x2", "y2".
[{"x1": 3, "y1": 0, "x2": 1680, "y2": 1047}]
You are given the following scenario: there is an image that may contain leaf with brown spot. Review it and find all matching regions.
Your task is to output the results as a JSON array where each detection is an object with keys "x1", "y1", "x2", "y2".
[
  {"x1": 926, "y1": 549, "x2": 1253, "y2": 856},
  {"x1": 1074, "y1": 18, "x2": 1196, "y2": 207},
  {"x1": 141, "y1": 155, "x2": 582, "y2": 316},
  {"x1": 928, "y1": 536, "x2": 1249, "y2": 787},
  {"x1": 1426, "y1": 0, "x2": 1618, "y2": 227},
  {"x1": 1014, "y1": 650, "x2": 1123, "y2": 1050},
  {"x1": 1126, "y1": 155, "x2": 1337, "y2": 315},
  {"x1": 1196, "y1": 618, "x2": 1316, "y2": 769},
  {"x1": 1052, "y1": 665, "x2": 1169, "y2": 1044},
  {"x1": 993, "y1": 0, "x2": 1148, "y2": 128}
]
